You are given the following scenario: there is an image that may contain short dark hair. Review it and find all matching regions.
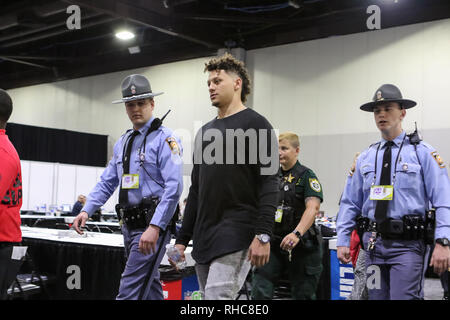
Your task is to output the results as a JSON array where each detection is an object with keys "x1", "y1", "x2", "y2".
[
  {"x1": 204, "y1": 53, "x2": 252, "y2": 103},
  {"x1": 0, "y1": 89, "x2": 13, "y2": 124}
]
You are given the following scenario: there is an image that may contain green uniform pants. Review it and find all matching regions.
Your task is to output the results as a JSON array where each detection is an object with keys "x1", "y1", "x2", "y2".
[{"x1": 251, "y1": 240, "x2": 323, "y2": 300}]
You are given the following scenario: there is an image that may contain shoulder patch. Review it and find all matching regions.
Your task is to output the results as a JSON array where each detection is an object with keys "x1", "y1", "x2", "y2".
[
  {"x1": 431, "y1": 151, "x2": 446, "y2": 168},
  {"x1": 165, "y1": 137, "x2": 180, "y2": 155},
  {"x1": 348, "y1": 152, "x2": 361, "y2": 177},
  {"x1": 309, "y1": 178, "x2": 322, "y2": 192}
]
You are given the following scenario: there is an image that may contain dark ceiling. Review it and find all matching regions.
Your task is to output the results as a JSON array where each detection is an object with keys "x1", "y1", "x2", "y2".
[{"x1": 1, "y1": 0, "x2": 450, "y2": 90}]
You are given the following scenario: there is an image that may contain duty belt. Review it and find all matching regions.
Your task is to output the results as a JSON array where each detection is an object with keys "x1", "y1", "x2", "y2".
[
  {"x1": 356, "y1": 213, "x2": 434, "y2": 243},
  {"x1": 115, "y1": 197, "x2": 160, "y2": 230}
]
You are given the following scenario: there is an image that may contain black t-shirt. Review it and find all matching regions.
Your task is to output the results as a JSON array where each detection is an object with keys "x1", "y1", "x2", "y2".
[{"x1": 176, "y1": 108, "x2": 279, "y2": 264}]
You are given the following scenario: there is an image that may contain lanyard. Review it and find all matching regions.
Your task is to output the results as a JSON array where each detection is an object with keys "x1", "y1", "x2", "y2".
[
  {"x1": 372, "y1": 134, "x2": 406, "y2": 186},
  {"x1": 120, "y1": 129, "x2": 153, "y2": 165},
  {"x1": 120, "y1": 112, "x2": 170, "y2": 190},
  {"x1": 138, "y1": 127, "x2": 156, "y2": 165},
  {"x1": 121, "y1": 131, "x2": 135, "y2": 164},
  {"x1": 138, "y1": 111, "x2": 170, "y2": 165}
]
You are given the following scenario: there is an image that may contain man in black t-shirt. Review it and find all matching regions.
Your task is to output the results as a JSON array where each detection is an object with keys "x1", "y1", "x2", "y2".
[{"x1": 174, "y1": 53, "x2": 279, "y2": 300}]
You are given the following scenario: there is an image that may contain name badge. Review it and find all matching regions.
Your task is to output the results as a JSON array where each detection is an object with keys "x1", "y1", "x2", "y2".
[
  {"x1": 275, "y1": 206, "x2": 283, "y2": 223},
  {"x1": 370, "y1": 185, "x2": 393, "y2": 201},
  {"x1": 122, "y1": 174, "x2": 140, "y2": 189}
]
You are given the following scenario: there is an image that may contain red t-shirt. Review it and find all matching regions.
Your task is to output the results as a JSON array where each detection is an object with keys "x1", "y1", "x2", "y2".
[{"x1": 0, "y1": 129, "x2": 22, "y2": 242}]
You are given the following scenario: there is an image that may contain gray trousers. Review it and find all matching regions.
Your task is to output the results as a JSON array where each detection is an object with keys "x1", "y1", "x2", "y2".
[
  {"x1": 362, "y1": 232, "x2": 429, "y2": 300},
  {"x1": 195, "y1": 249, "x2": 251, "y2": 300},
  {"x1": 116, "y1": 226, "x2": 172, "y2": 300}
]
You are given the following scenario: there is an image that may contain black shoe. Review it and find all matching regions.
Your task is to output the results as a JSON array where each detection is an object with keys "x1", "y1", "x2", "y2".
[{"x1": 443, "y1": 292, "x2": 449, "y2": 300}]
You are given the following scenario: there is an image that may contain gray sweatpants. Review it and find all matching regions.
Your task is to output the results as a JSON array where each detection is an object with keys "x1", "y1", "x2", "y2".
[
  {"x1": 195, "y1": 249, "x2": 251, "y2": 300},
  {"x1": 348, "y1": 248, "x2": 368, "y2": 300}
]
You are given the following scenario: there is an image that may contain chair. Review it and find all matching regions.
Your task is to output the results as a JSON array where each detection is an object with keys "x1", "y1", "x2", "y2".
[
  {"x1": 88, "y1": 224, "x2": 114, "y2": 233},
  {"x1": 32, "y1": 218, "x2": 59, "y2": 229},
  {"x1": 97, "y1": 226, "x2": 114, "y2": 234},
  {"x1": 7, "y1": 274, "x2": 44, "y2": 299},
  {"x1": 7, "y1": 252, "x2": 55, "y2": 300},
  {"x1": 54, "y1": 223, "x2": 70, "y2": 230}
]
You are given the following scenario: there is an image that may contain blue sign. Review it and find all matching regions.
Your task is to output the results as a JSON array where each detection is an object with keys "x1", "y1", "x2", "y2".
[{"x1": 330, "y1": 250, "x2": 354, "y2": 300}]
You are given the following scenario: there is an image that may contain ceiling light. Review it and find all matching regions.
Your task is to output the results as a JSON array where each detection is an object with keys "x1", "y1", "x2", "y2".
[{"x1": 115, "y1": 30, "x2": 135, "y2": 40}]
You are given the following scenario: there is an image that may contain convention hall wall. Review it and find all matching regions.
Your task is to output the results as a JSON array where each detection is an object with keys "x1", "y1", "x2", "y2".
[{"x1": 8, "y1": 18, "x2": 450, "y2": 216}]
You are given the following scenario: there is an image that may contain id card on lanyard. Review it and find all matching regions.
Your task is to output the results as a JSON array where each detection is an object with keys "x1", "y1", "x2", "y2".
[
  {"x1": 370, "y1": 185, "x2": 393, "y2": 200},
  {"x1": 275, "y1": 205, "x2": 284, "y2": 223},
  {"x1": 122, "y1": 174, "x2": 140, "y2": 189},
  {"x1": 369, "y1": 135, "x2": 406, "y2": 202}
]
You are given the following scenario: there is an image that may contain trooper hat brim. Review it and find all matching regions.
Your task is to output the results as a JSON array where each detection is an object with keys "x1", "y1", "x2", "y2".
[
  {"x1": 112, "y1": 91, "x2": 164, "y2": 104},
  {"x1": 360, "y1": 98, "x2": 417, "y2": 112}
]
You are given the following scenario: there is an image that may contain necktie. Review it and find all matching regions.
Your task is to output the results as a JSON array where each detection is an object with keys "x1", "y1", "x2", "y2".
[
  {"x1": 119, "y1": 130, "x2": 140, "y2": 205},
  {"x1": 374, "y1": 141, "x2": 393, "y2": 229}
]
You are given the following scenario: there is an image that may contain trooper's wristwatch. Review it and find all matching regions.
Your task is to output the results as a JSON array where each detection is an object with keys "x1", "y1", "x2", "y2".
[
  {"x1": 256, "y1": 234, "x2": 271, "y2": 244},
  {"x1": 436, "y1": 238, "x2": 450, "y2": 247}
]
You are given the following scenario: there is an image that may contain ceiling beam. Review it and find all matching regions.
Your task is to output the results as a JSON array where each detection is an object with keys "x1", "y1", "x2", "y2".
[
  {"x1": 0, "y1": 16, "x2": 117, "y2": 49},
  {"x1": 63, "y1": 0, "x2": 222, "y2": 49},
  {"x1": 0, "y1": 12, "x2": 102, "y2": 44},
  {"x1": 178, "y1": 13, "x2": 302, "y2": 25},
  {"x1": 0, "y1": 56, "x2": 53, "y2": 70},
  {"x1": 0, "y1": 55, "x2": 73, "y2": 61}
]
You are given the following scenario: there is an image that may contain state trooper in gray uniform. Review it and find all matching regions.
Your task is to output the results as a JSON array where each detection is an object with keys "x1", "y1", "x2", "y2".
[
  {"x1": 73, "y1": 74, "x2": 183, "y2": 300},
  {"x1": 337, "y1": 84, "x2": 450, "y2": 300}
]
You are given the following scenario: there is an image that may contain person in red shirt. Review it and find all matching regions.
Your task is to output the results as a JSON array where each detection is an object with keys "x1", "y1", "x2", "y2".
[{"x1": 0, "y1": 88, "x2": 23, "y2": 299}]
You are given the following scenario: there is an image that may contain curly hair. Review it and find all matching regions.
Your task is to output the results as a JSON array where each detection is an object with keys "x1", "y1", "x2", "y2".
[{"x1": 204, "y1": 53, "x2": 252, "y2": 103}]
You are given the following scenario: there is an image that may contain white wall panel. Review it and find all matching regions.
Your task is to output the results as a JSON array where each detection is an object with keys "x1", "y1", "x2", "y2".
[
  {"x1": 75, "y1": 166, "x2": 98, "y2": 200},
  {"x1": 20, "y1": 160, "x2": 30, "y2": 210},
  {"x1": 55, "y1": 164, "x2": 77, "y2": 207},
  {"x1": 27, "y1": 161, "x2": 55, "y2": 211}
]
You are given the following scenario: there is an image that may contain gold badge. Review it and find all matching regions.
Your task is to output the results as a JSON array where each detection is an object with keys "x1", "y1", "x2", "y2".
[
  {"x1": 376, "y1": 91, "x2": 384, "y2": 101},
  {"x1": 431, "y1": 151, "x2": 446, "y2": 168},
  {"x1": 166, "y1": 137, "x2": 180, "y2": 155},
  {"x1": 309, "y1": 178, "x2": 322, "y2": 192},
  {"x1": 284, "y1": 173, "x2": 295, "y2": 183}
]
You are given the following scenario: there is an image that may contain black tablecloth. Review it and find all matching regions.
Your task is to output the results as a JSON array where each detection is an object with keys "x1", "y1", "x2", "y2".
[
  {"x1": 21, "y1": 236, "x2": 333, "y2": 300},
  {"x1": 21, "y1": 238, "x2": 126, "y2": 300},
  {"x1": 317, "y1": 237, "x2": 331, "y2": 300}
]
